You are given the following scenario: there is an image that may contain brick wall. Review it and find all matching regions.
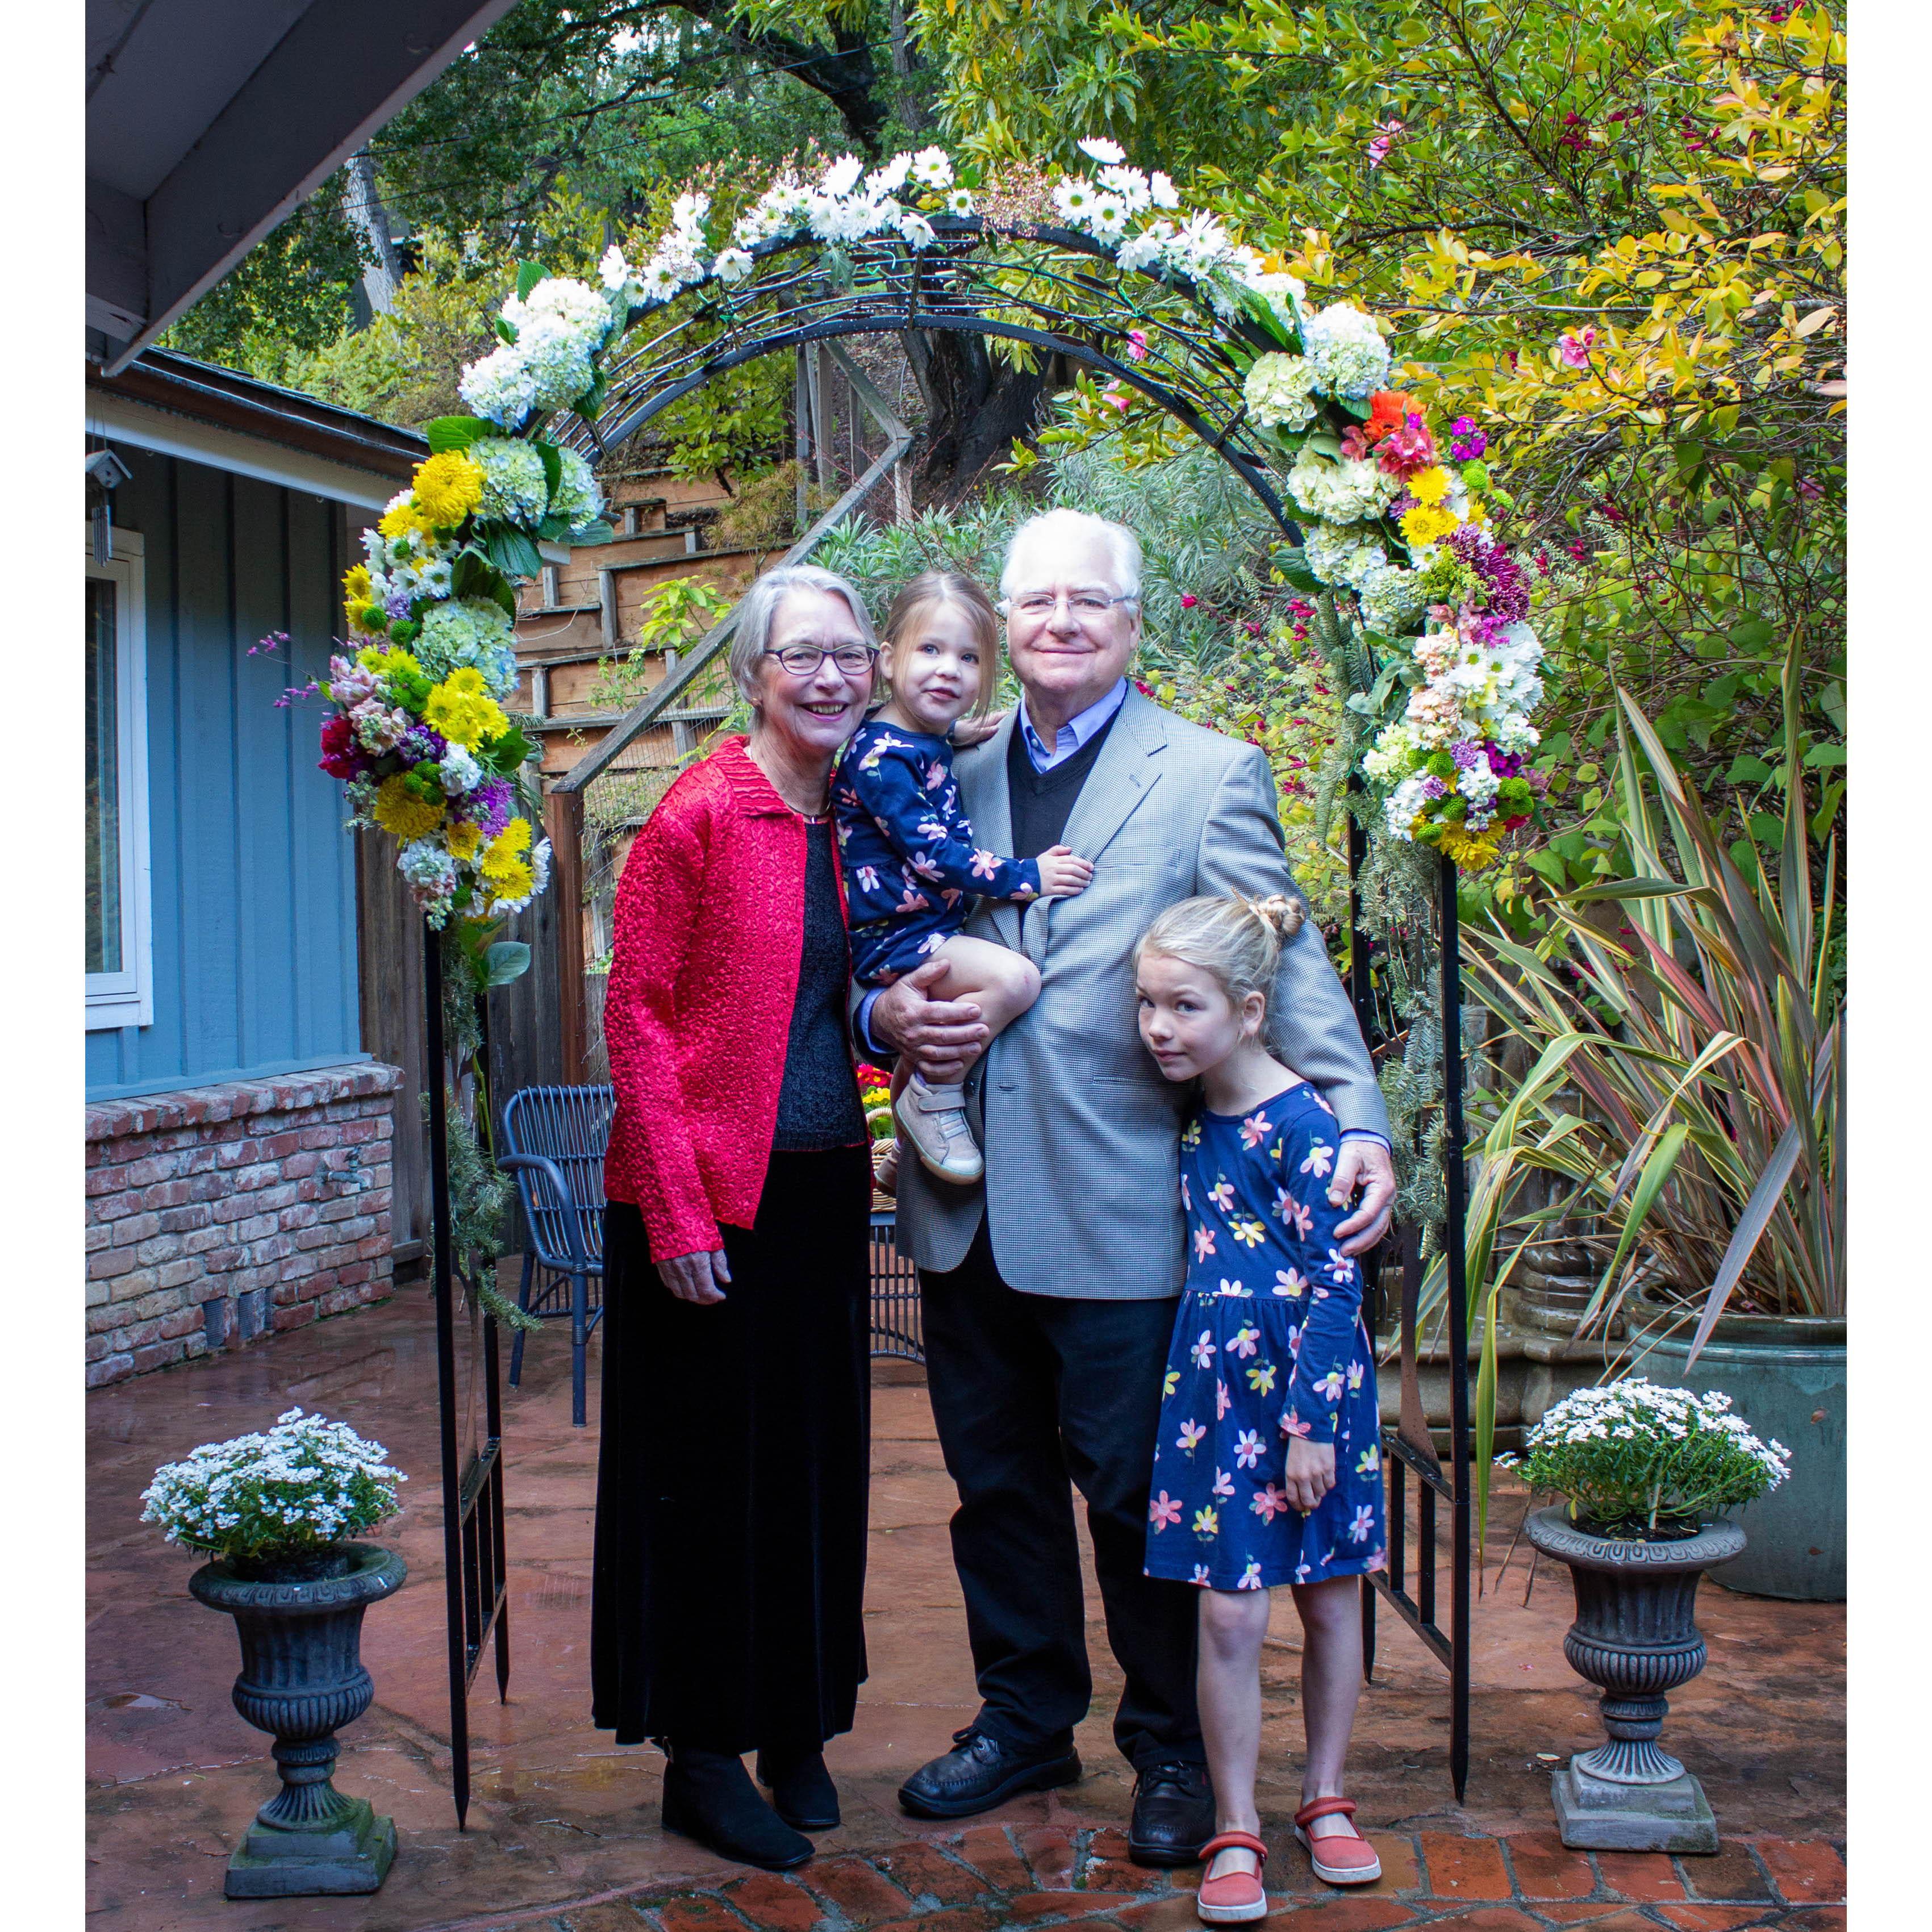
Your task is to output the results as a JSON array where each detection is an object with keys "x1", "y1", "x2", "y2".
[{"x1": 85, "y1": 1061, "x2": 403, "y2": 1389}]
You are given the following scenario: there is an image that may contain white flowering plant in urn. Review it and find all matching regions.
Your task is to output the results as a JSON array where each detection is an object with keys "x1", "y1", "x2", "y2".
[
  {"x1": 141, "y1": 1409, "x2": 407, "y2": 1573},
  {"x1": 1503, "y1": 1379, "x2": 1789, "y2": 1539}
]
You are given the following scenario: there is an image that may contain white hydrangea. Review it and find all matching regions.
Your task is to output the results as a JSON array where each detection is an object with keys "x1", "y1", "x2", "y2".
[
  {"x1": 460, "y1": 343, "x2": 541, "y2": 429},
  {"x1": 1385, "y1": 773, "x2": 1431, "y2": 838},
  {"x1": 470, "y1": 436, "x2": 550, "y2": 524},
  {"x1": 550, "y1": 448, "x2": 604, "y2": 534},
  {"x1": 1243, "y1": 353, "x2": 1320, "y2": 431},
  {"x1": 504, "y1": 276, "x2": 610, "y2": 343},
  {"x1": 1358, "y1": 561, "x2": 1428, "y2": 636},
  {"x1": 1301, "y1": 520, "x2": 1385, "y2": 586},
  {"x1": 1300, "y1": 302, "x2": 1392, "y2": 400},
  {"x1": 1287, "y1": 446, "x2": 1400, "y2": 524},
  {"x1": 399, "y1": 840, "x2": 458, "y2": 921},
  {"x1": 1362, "y1": 721, "x2": 1423, "y2": 784},
  {"x1": 437, "y1": 744, "x2": 483, "y2": 795},
  {"x1": 416, "y1": 596, "x2": 518, "y2": 694}
]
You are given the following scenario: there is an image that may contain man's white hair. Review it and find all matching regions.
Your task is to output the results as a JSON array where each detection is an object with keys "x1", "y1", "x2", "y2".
[{"x1": 1000, "y1": 508, "x2": 1144, "y2": 602}]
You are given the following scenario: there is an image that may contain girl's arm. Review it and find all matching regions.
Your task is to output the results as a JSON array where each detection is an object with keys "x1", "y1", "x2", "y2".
[
  {"x1": 1279, "y1": 1124, "x2": 1368, "y2": 1444},
  {"x1": 846, "y1": 736, "x2": 1043, "y2": 903}
]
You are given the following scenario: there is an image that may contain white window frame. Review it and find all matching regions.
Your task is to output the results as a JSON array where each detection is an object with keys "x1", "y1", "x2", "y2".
[{"x1": 86, "y1": 528, "x2": 153, "y2": 1030}]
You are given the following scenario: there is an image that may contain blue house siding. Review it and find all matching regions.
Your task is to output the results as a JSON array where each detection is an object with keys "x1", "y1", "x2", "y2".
[{"x1": 86, "y1": 445, "x2": 366, "y2": 1100}]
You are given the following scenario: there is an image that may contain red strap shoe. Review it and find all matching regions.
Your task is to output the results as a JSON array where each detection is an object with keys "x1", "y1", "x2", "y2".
[
  {"x1": 1293, "y1": 1797, "x2": 1383, "y2": 1887},
  {"x1": 1195, "y1": 1830, "x2": 1268, "y2": 1924}
]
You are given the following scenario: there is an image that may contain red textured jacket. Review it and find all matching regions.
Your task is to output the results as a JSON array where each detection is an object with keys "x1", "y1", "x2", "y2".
[{"x1": 602, "y1": 736, "x2": 860, "y2": 1261}]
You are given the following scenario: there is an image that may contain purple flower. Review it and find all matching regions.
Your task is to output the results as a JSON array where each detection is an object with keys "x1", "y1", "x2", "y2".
[
  {"x1": 1421, "y1": 775, "x2": 1449, "y2": 800},
  {"x1": 399, "y1": 725, "x2": 449, "y2": 766},
  {"x1": 1450, "y1": 421, "x2": 1488, "y2": 461},
  {"x1": 1450, "y1": 525, "x2": 1530, "y2": 624},
  {"x1": 385, "y1": 590, "x2": 414, "y2": 620},
  {"x1": 460, "y1": 777, "x2": 514, "y2": 837},
  {"x1": 1451, "y1": 741, "x2": 1482, "y2": 770}
]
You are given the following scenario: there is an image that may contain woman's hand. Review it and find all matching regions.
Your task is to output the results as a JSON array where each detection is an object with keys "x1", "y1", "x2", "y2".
[
  {"x1": 659, "y1": 1248, "x2": 732, "y2": 1305},
  {"x1": 1283, "y1": 1437, "x2": 1338, "y2": 1514},
  {"x1": 951, "y1": 708, "x2": 1008, "y2": 749}
]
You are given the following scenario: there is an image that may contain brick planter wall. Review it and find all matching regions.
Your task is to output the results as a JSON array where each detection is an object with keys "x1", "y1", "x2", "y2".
[{"x1": 85, "y1": 1061, "x2": 403, "y2": 1389}]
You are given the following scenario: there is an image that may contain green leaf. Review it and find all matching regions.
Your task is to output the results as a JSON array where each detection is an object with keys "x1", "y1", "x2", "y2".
[
  {"x1": 482, "y1": 723, "x2": 536, "y2": 773},
  {"x1": 515, "y1": 260, "x2": 547, "y2": 301},
  {"x1": 1803, "y1": 743, "x2": 1846, "y2": 768},
  {"x1": 1729, "y1": 617, "x2": 1776, "y2": 649},
  {"x1": 1726, "y1": 754, "x2": 1773, "y2": 785},
  {"x1": 494, "y1": 316, "x2": 518, "y2": 347},
  {"x1": 534, "y1": 439, "x2": 563, "y2": 501},
  {"x1": 426, "y1": 415, "x2": 489, "y2": 454},
  {"x1": 570, "y1": 519, "x2": 617, "y2": 546},
  {"x1": 483, "y1": 525, "x2": 544, "y2": 581},
  {"x1": 483, "y1": 941, "x2": 532, "y2": 988},
  {"x1": 1563, "y1": 878, "x2": 1707, "y2": 905}
]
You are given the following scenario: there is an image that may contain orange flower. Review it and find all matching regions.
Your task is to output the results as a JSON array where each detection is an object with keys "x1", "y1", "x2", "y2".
[{"x1": 1364, "y1": 390, "x2": 1417, "y2": 444}]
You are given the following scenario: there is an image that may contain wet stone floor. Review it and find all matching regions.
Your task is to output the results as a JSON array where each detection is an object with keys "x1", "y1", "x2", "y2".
[{"x1": 87, "y1": 1286, "x2": 1845, "y2": 1932}]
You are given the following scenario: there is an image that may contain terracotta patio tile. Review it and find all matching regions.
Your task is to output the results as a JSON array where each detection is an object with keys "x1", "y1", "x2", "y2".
[
  {"x1": 953, "y1": 1825, "x2": 1036, "y2": 1895},
  {"x1": 1018, "y1": 1827, "x2": 1079, "y2": 1891},
  {"x1": 1678, "y1": 1844, "x2": 1773, "y2": 1904},
  {"x1": 1082, "y1": 1833, "x2": 1173, "y2": 1895},
  {"x1": 1257, "y1": 1899, "x2": 1418, "y2": 1930},
  {"x1": 564, "y1": 1910, "x2": 657, "y2": 1932},
  {"x1": 1532, "y1": 1908, "x2": 1658, "y2": 1926},
  {"x1": 1767, "y1": 1912, "x2": 1845, "y2": 1929},
  {"x1": 1111, "y1": 1895, "x2": 1204, "y2": 1932},
  {"x1": 657, "y1": 1899, "x2": 757, "y2": 1932},
  {"x1": 1004, "y1": 1892, "x2": 1143, "y2": 1921},
  {"x1": 1504, "y1": 1831, "x2": 1596, "y2": 1900},
  {"x1": 798, "y1": 1858, "x2": 915, "y2": 1928},
  {"x1": 871, "y1": 1842, "x2": 988, "y2": 1905},
  {"x1": 1746, "y1": 1841, "x2": 1844, "y2": 1906},
  {"x1": 1540, "y1": 1917, "x2": 1674, "y2": 1932},
  {"x1": 1420, "y1": 1833, "x2": 1514, "y2": 1901},
  {"x1": 1363, "y1": 1833, "x2": 1423, "y2": 1895},
  {"x1": 1421, "y1": 1911, "x2": 1546, "y2": 1930},
  {"x1": 1654, "y1": 1906, "x2": 1783, "y2": 1929},
  {"x1": 1595, "y1": 1852, "x2": 1688, "y2": 1902},
  {"x1": 861, "y1": 1910, "x2": 998, "y2": 1932},
  {"x1": 721, "y1": 1873, "x2": 827, "y2": 1932}
]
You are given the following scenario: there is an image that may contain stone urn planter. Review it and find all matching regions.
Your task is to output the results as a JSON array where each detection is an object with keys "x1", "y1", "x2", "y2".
[
  {"x1": 189, "y1": 1542, "x2": 407, "y2": 1898},
  {"x1": 1525, "y1": 1506, "x2": 1743, "y2": 1853},
  {"x1": 1626, "y1": 1303, "x2": 1845, "y2": 1600}
]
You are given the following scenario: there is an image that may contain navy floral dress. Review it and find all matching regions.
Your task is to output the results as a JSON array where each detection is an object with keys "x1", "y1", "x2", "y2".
[
  {"x1": 832, "y1": 720, "x2": 1041, "y2": 986},
  {"x1": 1144, "y1": 1083, "x2": 1387, "y2": 1592}
]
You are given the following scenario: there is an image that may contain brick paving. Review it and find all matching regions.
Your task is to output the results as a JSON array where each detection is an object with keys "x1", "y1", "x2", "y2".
[
  {"x1": 404, "y1": 1819, "x2": 1846, "y2": 1932},
  {"x1": 87, "y1": 1291, "x2": 1845, "y2": 1931}
]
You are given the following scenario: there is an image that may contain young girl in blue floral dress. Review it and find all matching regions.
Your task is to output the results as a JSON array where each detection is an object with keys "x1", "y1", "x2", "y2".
[
  {"x1": 1134, "y1": 895, "x2": 1387, "y2": 1921},
  {"x1": 833, "y1": 571, "x2": 1091, "y2": 1183}
]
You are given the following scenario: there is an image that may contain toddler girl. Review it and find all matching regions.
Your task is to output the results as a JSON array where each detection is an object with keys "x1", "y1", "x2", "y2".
[
  {"x1": 1134, "y1": 895, "x2": 1386, "y2": 1921},
  {"x1": 832, "y1": 571, "x2": 1091, "y2": 1182}
]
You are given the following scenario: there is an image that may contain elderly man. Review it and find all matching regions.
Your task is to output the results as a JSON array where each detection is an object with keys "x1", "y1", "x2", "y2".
[{"x1": 861, "y1": 508, "x2": 1395, "y2": 1864}]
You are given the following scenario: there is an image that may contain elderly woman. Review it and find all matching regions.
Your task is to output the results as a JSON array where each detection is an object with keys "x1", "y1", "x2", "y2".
[{"x1": 591, "y1": 564, "x2": 880, "y2": 1872}]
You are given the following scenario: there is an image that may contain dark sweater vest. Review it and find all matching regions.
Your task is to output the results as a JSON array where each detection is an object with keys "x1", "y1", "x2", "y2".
[{"x1": 1005, "y1": 707, "x2": 1121, "y2": 858}]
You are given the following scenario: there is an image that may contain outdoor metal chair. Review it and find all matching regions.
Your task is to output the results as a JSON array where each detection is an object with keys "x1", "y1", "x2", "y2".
[{"x1": 498, "y1": 1084, "x2": 614, "y2": 1428}]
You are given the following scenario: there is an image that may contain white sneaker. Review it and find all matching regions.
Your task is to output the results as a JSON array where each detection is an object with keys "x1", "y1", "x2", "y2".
[{"x1": 894, "y1": 1075, "x2": 983, "y2": 1184}]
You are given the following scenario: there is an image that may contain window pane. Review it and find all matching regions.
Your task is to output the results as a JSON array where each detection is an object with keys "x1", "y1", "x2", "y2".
[{"x1": 87, "y1": 577, "x2": 122, "y2": 975}]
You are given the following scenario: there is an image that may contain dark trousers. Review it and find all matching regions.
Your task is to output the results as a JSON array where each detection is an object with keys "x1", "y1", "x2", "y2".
[{"x1": 919, "y1": 1222, "x2": 1204, "y2": 1771}]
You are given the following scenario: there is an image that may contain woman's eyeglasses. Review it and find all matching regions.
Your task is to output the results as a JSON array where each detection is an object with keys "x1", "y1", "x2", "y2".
[
  {"x1": 765, "y1": 644, "x2": 879, "y2": 677},
  {"x1": 1000, "y1": 590, "x2": 1140, "y2": 621}
]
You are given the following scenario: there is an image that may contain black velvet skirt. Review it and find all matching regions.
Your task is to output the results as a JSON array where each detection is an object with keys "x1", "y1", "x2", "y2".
[{"x1": 590, "y1": 1144, "x2": 873, "y2": 1753}]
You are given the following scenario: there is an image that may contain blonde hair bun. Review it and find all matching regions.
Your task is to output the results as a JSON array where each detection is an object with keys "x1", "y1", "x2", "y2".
[{"x1": 1246, "y1": 893, "x2": 1305, "y2": 942}]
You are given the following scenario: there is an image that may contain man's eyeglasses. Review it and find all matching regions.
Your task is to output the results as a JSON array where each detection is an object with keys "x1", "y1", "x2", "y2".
[
  {"x1": 1000, "y1": 590, "x2": 1141, "y2": 621},
  {"x1": 763, "y1": 644, "x2": 879, "y2": 677}
]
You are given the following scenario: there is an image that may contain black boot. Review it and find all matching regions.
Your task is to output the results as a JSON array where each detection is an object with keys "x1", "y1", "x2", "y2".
[
  {"x1": 756, "y1": 1746, "x2": 841, "y2": 1831},
  {"x1": 662, "y1": 1747, "x2": 813, "y2": 1871}
]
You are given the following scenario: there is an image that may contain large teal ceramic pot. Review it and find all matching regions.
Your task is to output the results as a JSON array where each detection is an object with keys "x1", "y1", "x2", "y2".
[{"x1": 1625, "y1": 1307, "x2": 1844, "y2": 1601}]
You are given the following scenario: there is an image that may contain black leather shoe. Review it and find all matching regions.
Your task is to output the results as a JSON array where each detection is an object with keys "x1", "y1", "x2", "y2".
[
  {"x1": 756, "y1": 1747, "x2": 840, "y2": 1831},
  {"x1": 898, "y1": 1726, "x2": 1082, "y2": 1820},
  {"x1": 1128, "y1": 1759, "x2": 1215, "y2": 1867},
  {"x1": 662, "y1": 1750, "x2": 814, "y2": 1871}
]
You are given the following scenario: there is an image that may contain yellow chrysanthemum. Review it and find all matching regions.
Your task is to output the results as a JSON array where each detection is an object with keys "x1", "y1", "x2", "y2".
[
  {"x1": 343, "y1": 564, "x2": 372, "y2": 607},
  {"x1": 1408, "y1": 465, "x2": 1453, "y2": 507},
  {"x1": 1464, "y1": 498, "x2": 1488, "y2": 527},
  {"x1": 357, "y1": 645, "x2": 423, "y2": 678},
  {"x1": 445, "y1": 821, "x2": 485, "y2": 861},
  {"x1": 373, "y1": 777, "x2": 447, "y2": 844},
  {"x1": 479, "y1": 816, "x2": 535, "y2": 881},
  {"x1": 424, "y1": 667, "x2": 507, "y2": 748},
  {"x1": 411, "y1": 452, "x2": 486, "y2": 529},
  {"x1": 1401, "y1": 503, "x2": 1461, "y2": 546},
  {"x1": 482, "y1": 858, "x2": 536, "y2": 906},
  {"x1": 378, "y1": 498, "x2": 432, "y2": 541},
  {"x1": 1438, "y1": 823, "x2": 1504, "y2": 870}
]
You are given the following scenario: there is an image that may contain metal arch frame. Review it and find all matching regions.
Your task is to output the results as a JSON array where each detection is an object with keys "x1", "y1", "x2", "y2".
[{"x1": 540, "y1": 230, "x2": 1475, "y2": 1799}]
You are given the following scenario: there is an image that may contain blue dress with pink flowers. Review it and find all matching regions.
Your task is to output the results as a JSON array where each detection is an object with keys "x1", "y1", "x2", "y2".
[
  {"x1": 1143, "y1": 1082, "x2": 1386, "y2": 1592},
  {"x1": 832, "y1": 720, "x2": 1042, "y2": 986}
]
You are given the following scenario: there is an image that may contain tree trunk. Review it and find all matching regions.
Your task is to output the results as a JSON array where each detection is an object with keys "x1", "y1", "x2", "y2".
[
  {"x1": 900, "y1": 331, "x2": 1061, "y2": 504},
  {"x1": 344, "y1": 149, "x2": 403, "y2": 319}
]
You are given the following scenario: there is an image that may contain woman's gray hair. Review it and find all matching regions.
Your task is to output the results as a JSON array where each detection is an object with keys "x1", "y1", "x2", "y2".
[
  {"x1": 999, "y1": 508, "x2": 1144, "y2": 602},
  {"x1": 728, "y1": 564, "x2": 878, "y2": 704}
]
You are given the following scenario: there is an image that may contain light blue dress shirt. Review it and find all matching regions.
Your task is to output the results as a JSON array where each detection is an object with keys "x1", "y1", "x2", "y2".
[{"x1": 1019, "y1": 677, "x2": 1130, "y2": 771}]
